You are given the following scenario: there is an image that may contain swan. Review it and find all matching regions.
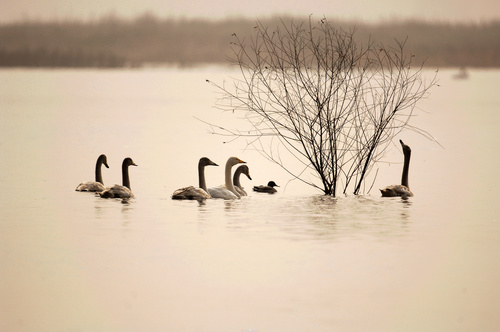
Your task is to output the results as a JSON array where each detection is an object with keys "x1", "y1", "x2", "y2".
[
  {"x1": 99, "y1": 157, "x2": 137, "y2": 199},
  {"x1": 208, "y1": 157, "x2": 246, "y2": 199},
  {"x1": 380, "y1": 140, "x2": 414, "y2": 198},
  {"x1": 253, "y1": 181, "x2": 279, "y2": 194},
  {"x1": 75, "y1": 154, "x2": 109, "y2": 192},
  {"x1": 172, "y1": 157, "x2": 218, "y2": 200},
  {"x1": 233, "y1": 165, "x2": 252, "y2": 196}
]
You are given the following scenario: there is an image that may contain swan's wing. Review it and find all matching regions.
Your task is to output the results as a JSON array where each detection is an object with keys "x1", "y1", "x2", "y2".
[
  {"x1": 172, "y1": 186, "x2": 194, "y2": 198},
  {"x1": 380, "y1": 185, "x2": 413, "y2": 197},
  {"x1": 99, "y1": 189, "x2": 115, "y2": 198},
  {"x1": 208, "y1": 186, "x2": 238, "y2": 200},
  {"x1": 76, "y1": 181, "x2": 106, "y2": 192},
  {"x1": 172, "y1": 186, "x2": 211, "y2": 200},
  {"x1": 100, "y1": 185, "x2": 134, "y2": 199}
]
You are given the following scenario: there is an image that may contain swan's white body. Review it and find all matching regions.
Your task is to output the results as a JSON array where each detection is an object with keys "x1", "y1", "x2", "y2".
[
  {"x1": 76, "y1": 154, "x2": 109, "y2": 192},
  {"x1": 100, "y1": 158, "x2": 137, "y2": 199},
  {"x1": 253, "y1": 181, "x2": 279, "y2": 194},
  {"x1": 209, "y1": 186, "x2": 238, "y2": 199},
  {"x1": 233, "y1": 165, "x2": 252, "y2": 196},
  {"x1": 172, "y1": 157, "x2": 218, "y2": 200},
  {"x1": 380, "y1": 140, "x2": 414, "y2": 198},
  {"x1": 208, "y1": 157, "x2": 246, "y2": 200}
]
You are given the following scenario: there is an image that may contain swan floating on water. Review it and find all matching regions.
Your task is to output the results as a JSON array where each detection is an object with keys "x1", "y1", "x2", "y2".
[
  {"x1": 253, "y1": 181, "x2": 279, "y2": 194},
  {"x1": 172, "y1": 157, "x2": 218, "y2": 200},
  {"x1": 233, "y1": 165, "x2": 252, "y2": 196},
  {"x1": 380, "y1": 140, "x2": 414, "y2": 198},
  {"x1": 75, "y1": 154, "x2": 109, "y2": 192},
  {"x1": 100, "y1": 157, "x2": 137, "y2": 199},
  {"x1": 208, "y1": 157, "x2": 246, "y2": 199}
]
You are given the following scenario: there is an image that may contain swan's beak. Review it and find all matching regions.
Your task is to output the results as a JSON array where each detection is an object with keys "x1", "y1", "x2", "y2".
[
  {"x1": 237, "y1": 158, "x2": 246, "y2": 164},
  {"x1": 211, "y1": 161, "x2": 218, "y2": 166},
  {"x1": 132, "y1": 163, "x2": 138, "y2": 167},
  {"x1": 104, "y1": 163, "x2": 110, "y2": 168}
]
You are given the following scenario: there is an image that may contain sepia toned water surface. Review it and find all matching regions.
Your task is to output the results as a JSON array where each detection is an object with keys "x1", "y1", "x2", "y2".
[{"x1": 1, "y1": 67, "x2": 499, "y2": 331}]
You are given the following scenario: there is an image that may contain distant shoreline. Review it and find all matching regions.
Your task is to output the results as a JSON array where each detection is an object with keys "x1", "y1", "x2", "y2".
[{"x1": 1, "y1": 16, "x2": 499, "y2": 68}]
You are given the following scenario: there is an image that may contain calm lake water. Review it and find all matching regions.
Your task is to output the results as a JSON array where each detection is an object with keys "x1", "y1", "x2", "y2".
[{"x1": 1, "y1": 67, "x2": 499, "y2": 331}]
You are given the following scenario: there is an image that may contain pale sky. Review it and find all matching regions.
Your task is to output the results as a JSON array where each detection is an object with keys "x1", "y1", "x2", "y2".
[{"x1": 2, "y1": 0, "x2": 499, "y2": 23}]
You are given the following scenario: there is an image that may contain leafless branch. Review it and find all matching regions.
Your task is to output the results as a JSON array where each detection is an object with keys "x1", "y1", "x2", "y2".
[{"x1": 206, "y1": 17, "x2": 437, "y2": 196}]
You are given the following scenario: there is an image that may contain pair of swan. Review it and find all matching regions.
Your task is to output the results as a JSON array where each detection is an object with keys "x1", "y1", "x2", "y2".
[
  {"x1": 380, "y1": 140, "x2": 414, "y2": 198},
  {"x1": 208, "y1": 157, "x2": 248, "y2": 200},
  {"x1": 76, "y1": 155, "x2": 138, "y2": 199},
  {"x1": 172, "y1": 156, "x2": 250, "y2": 200}
]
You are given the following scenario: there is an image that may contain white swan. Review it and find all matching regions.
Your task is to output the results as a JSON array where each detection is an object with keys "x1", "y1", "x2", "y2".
[
  {"x1": 99, "y1": 157, "x2": 137, "y2": 199},
  {"x1": 253, "y1": 181, "x2": 279, "y2": 194},
  {"x1": 208, "y1": 157, "x2": 246, "y2": 199},
  {"x1": 380, "y1": 140, "x2": 414, "y2": 198},
  {"x1": 75, "y1": 154, "x2": 109, "y2": 192},
  {"x1": 172, "y1": 157, "x2": 218, "y2": 200},
  {"x1": 233, "y1": 165, "x2": 252, "y2": 196}
]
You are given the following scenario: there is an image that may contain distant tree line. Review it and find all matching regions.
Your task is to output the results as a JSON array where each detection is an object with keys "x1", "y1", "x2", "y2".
[
  {"x1": 0, "y1": 14, "x2": 499, "y2": 68},
  {"x1": 0, "y1": 47, "x2": 125, "y2": 67}
]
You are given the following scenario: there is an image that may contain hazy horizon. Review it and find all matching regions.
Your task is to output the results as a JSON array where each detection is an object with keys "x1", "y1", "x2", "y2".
[{"x1": 3, "y1": 0, "x2": 500, "y2": 24}]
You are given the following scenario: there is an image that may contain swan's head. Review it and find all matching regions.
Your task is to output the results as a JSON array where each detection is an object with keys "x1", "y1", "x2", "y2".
[
  {"x1": 98, "y1": 154, "x2": 109, "y2": 168},
  {"x1": 123, "y1": 157, "x2": 138, "y2": 168},
  {"x1": 239, "y1": 165, "x2": 252, "y2": 180},
  {"x1": 227, "y1": 156, "x2": 246, "y2": 167},
  {"x1": 199, "y1": 157, "x2": 218, "y2": 167},
  {"x1": 267, "y1": 181, "x2": 279, "y2": 188},
  {"x1": 399, "y1": 140, "x2": 411, "y2": 155}
]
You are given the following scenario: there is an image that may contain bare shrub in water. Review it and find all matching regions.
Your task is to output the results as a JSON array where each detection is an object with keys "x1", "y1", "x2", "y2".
[{"x1": 207, "y1": 17, "x2": 437, "y2": 196}]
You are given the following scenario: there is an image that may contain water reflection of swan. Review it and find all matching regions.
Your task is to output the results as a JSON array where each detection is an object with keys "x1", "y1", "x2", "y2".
[
  {"x1": 208, "y1": 157, "x2": 246, "y2": 199},
  {"x1": 253, "y1": 181, "x2": 279, "y2": 194},
  {"x1": 75, "y1": 154, "x2": 109, "y2": 192},
  {"x1": 380, "y1": 140, "x2": 414, "y2": 198},
  {"x1": 233, "y1": 165, "x2": 252, "y2": 196},
  {"x1": 172, "y1": 157, "x2": 218, "y2": 200},
  {"x1": 100, "y1": 157, "x2": 137, "y2": 199}
]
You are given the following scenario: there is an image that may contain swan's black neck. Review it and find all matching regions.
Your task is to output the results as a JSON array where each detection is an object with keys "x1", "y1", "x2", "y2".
[
  {"x1": 122, "y1": 163, "x2": 131, "y2": 190},
  {"x1": 401, "y1": 149, "x2": 411, "y2": 188},
  {"x1": 233, "y1": 168, "x2": 242, "y2": 188},
  {"x1": 198, "y1": 162, "x2": 207, "y2": 191},
  {"x1": 95, "y1": 159, "x2": 104, "y2": 184}
]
